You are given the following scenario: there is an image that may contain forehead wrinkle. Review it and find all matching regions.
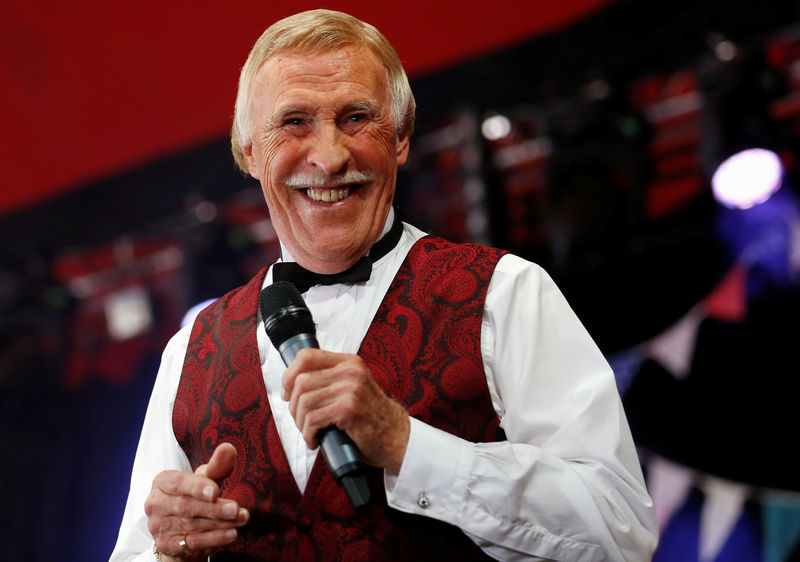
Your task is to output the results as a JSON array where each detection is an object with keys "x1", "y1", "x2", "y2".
[{"x1": 253, "y1": 48, "x2": 393, "y2": 134}]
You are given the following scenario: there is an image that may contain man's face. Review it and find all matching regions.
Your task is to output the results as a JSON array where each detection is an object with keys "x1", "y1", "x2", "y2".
[{"x1": 243, "y1": 47, "x2": 410, "y2": 274}]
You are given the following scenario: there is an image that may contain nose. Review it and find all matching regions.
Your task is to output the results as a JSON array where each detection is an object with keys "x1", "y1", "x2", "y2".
[{"x1": 307, "y1": 122, "x2": 350, "y2": 176}]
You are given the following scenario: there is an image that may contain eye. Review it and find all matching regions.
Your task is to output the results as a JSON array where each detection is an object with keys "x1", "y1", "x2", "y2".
[
  {"x1": 284, "y1": 117, "x2": 306, "y2": 127},
  {"x1": 341, "y1": 112, "x2": 370, "y2": 132}
]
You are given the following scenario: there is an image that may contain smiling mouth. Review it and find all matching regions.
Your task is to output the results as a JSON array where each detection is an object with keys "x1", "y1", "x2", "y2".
[
  {"x1": 286, "y1": 171, "x2": 375, "y2": 203},
  {"x1": 306, "y1": 186, "x2": 351, "y2": 202}
]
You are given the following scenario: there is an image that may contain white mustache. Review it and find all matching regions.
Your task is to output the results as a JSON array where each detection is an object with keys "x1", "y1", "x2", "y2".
[{"x1": 283, "y1": 170, "x2": 375, "y2": 188}]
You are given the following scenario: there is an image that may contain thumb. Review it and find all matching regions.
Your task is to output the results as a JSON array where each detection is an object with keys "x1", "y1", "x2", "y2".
[{"x1": 195, "y1": 442, "x2": 237, "y2": 483}]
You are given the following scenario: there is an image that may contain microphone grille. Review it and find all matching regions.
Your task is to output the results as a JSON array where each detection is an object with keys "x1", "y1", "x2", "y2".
[{"x1": 259, "y1": 280, "x2": 316, "y2": 348}]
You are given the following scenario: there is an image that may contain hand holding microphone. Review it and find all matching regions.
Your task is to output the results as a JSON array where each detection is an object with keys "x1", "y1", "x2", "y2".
[{"x1": 260, "y1": 281, "x2": 411, "y2": 509}]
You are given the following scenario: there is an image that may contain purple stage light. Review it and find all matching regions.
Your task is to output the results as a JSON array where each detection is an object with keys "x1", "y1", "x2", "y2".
[{"x1": 711, "y1": 148, "x2": 783, "y2": 210}]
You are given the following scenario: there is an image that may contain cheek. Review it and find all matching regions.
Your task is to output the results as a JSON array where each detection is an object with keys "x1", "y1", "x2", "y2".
[
  {"x1": 256, "y1": 139, "x2": 297, "y2": 208},
  {"x1": 360, "y1": 128, "x2": 398, "y2": 168},
  {"x1": 258, "y1": 138, "x2": 297, "y2": 188}
]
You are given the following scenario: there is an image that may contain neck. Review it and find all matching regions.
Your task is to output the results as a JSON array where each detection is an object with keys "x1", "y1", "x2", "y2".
[{"x1": 278, "y1": 208, "x2": 396, "y2": 272}]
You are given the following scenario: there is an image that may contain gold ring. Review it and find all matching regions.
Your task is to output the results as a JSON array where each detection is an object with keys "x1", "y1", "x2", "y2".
[{"x1": 179, "y1": 533, "x2": 192, "y2": 556}]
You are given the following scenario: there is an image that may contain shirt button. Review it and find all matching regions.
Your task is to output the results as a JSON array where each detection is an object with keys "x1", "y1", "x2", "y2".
[{"x1": 417, "y1": 493, "x2": 431, "y2": 509}]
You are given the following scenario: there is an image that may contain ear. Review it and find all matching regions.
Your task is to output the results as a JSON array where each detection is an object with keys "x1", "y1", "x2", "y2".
[
  {"x1": 395, "y1": 134, "x2": 410, "y2": 166},
  {"x1": 243, "y1": 144, "x2": 261, "y2": 179}
]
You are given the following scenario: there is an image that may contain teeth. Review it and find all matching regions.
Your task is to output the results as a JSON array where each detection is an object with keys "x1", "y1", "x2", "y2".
[{"x1": 306, "y1": 187, "x2": 351, "y2": 202}]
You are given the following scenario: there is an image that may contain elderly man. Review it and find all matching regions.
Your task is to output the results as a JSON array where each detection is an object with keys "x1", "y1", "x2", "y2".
[{"x1": 111, "y1": 9, "x2": 657, "y2": 561}]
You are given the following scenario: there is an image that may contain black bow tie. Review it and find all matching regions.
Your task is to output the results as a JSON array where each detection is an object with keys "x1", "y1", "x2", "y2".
[{"x1": 271, "y1": 214, "x2": 403, "y2": 293}]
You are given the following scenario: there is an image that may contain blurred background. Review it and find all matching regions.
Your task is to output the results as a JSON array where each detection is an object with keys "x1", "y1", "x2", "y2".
[{"x1": 2, "y1": 0, "x2": 800, "y2": 560}]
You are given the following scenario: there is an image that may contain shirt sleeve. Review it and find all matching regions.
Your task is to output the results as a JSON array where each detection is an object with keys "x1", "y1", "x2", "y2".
[
  {"x1": 384, "y1": 254, "x2": 658, "y2": 561},
  {"x1": 109, "y1": 325, "x2": 194, "y2": 562}
]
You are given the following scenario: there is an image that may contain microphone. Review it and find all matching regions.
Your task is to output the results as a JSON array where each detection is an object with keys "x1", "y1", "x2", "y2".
[{"x1": 259, "y1": 280, "x2": 370, "y2": 509}]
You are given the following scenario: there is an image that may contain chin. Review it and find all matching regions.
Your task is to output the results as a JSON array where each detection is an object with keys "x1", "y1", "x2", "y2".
[{"x1": 307, "y1": 237, "x2": 371, "y2": 266}]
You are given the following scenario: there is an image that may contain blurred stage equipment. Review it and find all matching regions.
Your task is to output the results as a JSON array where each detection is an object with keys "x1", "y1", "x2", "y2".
[
  {"x1": 52, "y1": 238, "x2": 184, "y2": 388},
  {"x1": 399, "y1": 110, "x2": 491, "y2": 245}
]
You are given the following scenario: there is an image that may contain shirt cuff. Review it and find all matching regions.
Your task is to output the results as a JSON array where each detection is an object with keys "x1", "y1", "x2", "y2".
[{"x1": 384, "y1": 417, "x2": 473, "y2": 524}]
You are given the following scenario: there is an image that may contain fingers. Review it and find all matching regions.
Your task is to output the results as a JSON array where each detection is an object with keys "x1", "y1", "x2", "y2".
[
  {"x1": 280, "y1": 349, "x2": 410, "y2": 472},
  {"x1": 146, "y1": 447, "x2": 250, "y2": 559},
  {"x1": 281, "y1": 348, "x2": 351, "y2": 400},
  {"x1": 155, "y1": 526, "x2": 240, "y2": 559},
  {"x1": 283, "y1": 350, "x2": 368, "y2": 431},
  {"x1": 147, "y1": 471, "x2": 248, "y2": 532},
  {"x1": 196, "y1": 442, "x2": 237, "y2": 483},
  {"x1": 150, "y1": 469, "x2": 220, "y2": 505},
  {"x1": 291, "y1": 374, "x2": 361, "y2": 445},
  {"x1": 282, "y1": 349, "x2": 370, "y2": 404}
]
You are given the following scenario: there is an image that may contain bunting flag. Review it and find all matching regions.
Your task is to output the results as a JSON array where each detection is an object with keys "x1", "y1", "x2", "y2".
[
  {"x1": 763, "y1": 496, "x2": 800, "y2": 562},
  {"x1": 699, "y1": 478, "x2": 749, "y2": 562},
  {"x1": 607, "y1": 347, "x2": 646, "y2": 395},
  {"x1": 702, "y1": 264, "x2": 748, "y2": 323},
  {"x1": 642, "y1": 260, "x2": 749, "y2": 381},
  {"x1": 644, "y1": 306, "x2": 703, "y2": 378},
  {"x1": 648, "y1": 455, "x2": 695, "y2": 530}
]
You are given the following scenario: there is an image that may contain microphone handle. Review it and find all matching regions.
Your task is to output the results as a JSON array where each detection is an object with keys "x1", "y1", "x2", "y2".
[
  {"x1": 277, "y1": 334, "x2": 370, "y2": 508},
  {"x1": 278, "y1": 333, "x2": 319, "y2": 365}
]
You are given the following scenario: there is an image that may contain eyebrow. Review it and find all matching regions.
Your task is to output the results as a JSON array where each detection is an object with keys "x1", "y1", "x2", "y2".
[
  {"x1": 269, "y1": 106, "x2": 308, "y2": 126},
  {"x1": 269, "y1": 100, "x2": 380, "y2": 126},
  {"x1": 345, "y1": 100, "x2": 378, "y2": 114}
]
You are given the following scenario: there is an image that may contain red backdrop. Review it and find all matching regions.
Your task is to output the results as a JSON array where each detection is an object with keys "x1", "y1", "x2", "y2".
[{"x1": 0, "y1": 0, "x2": 611, "y2": 215}]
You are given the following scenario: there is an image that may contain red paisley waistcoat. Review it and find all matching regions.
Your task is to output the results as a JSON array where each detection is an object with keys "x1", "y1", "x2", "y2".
[{"x1": 173, "y1": 236, "x2": 506, "y2": 560}]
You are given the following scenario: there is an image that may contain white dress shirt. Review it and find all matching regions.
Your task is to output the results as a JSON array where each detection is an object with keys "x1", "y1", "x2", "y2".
[{"x1": 111, "y1": 216, "x2": 658, "y2": 561}]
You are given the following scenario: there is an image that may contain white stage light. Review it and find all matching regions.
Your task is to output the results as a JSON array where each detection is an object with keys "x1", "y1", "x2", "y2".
[
  {"x1": 711, "y1": 148, "x2": 783, "y2": 210},
  {"x1": 481, "y1": 114, "x2": 512, "y2": 141}
]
